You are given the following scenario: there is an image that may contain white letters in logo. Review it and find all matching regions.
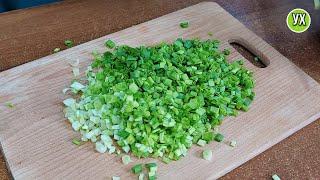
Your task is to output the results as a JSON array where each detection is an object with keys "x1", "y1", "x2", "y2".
[{"x1": 292, "y1": 13, "x2": 306, "y2": 26}]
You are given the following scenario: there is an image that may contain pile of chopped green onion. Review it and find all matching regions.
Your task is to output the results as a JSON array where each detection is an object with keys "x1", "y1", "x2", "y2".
[{"x1": 63, "y1": 38, "x2": 255, "y2": 162}]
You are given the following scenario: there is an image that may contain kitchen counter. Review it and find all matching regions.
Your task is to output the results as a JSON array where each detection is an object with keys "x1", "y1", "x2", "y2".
[{"x1": 0, "y1": 0, "x2": 319, "y2": 179}]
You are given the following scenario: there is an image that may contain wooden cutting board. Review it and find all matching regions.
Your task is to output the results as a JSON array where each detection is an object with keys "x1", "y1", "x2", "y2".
[{"x1": 1, "y1": 2, "x2": 320, "y2": 179}]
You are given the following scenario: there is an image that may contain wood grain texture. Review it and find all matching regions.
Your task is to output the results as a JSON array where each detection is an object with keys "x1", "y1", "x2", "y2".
[{"x1": 0, "y1": 2, "x2": 320, "y2": 179}]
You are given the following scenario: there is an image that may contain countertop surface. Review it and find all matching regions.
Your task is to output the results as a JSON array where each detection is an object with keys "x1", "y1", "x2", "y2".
[{"x1": 0, "y1": 0, "x2": 319, "y2": 179}]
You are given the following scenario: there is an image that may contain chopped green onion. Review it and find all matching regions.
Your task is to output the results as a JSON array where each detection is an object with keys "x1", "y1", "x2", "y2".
[
  {"x1": 208, "y1": 32, "x2": 213, "y2": 36},
  {"x1": 223, "y1": 49, "x2": 231, "y2": 55},
  {"x1": 145, "y1": 162, "x2": 157, "y2": 169},
  {"x1": 64, "y1": 40, "x2": 74, "y2": 48},
  {"x1": 72, "y1": 67, "x2": 80, "y2": 77},
  {"x1": 63, "y1": 98, "x2": 76, "y2": 107},
  {"x1": 149, "y1": 166, "x2": 157, "y2": 173},
  {"x1": 197, "y1": 139, "x2": 207, "y2": 147},
  {"x1": 162, "y1": 157, "x2": 172, "y2": 164},
  {"x1": 138, "y1": 173, "x2": 145, "y2": 180},
  {"x1": 180, "y1": 21, "x2": 189, "y2": 28},
  {"x1": 70, "y1": 81, "x2": 85, "y2": 92},
  {"x1": 62, "y1": 88, "x2": 70, "y2": 94},
  {"x1": 148, "y1": 176, "x2": 156, "y2": 180},
  {"x1": 254, "y1": 56, "x2": 260, "y2": 62},
  {"x1": 72, "y1": 139, "x2": 81, "y2": 146},
  {"x1": 202, "y1": 149, "x2": 212, "y2": 161},
  {"x1": 112, "y1": 176, "x2": 120, "y2": 180},
  {"x1": 148, "y1": 166, "x2": 157, "y2": 177},
  {"x1": 68, "y1": 59, "x2": 79, "y2": 67},
  {"x1": 229, "y1": 140, "x2": 237, "y2": 147},
  {"x1": 95, "y1": 141, "x2": 107, "y2": 153},
  {"x1": 5, "y1": 102, "x2": 14, "y2": 108},
  {"x1": 121, "y1": 155, "x2": 132, "y2": 165},
  {"x1": 214, "y1": 133, "x2": 224, "y2": 142},
  {"x1": 148, "y1": 169, "x2": 157, "y2": 177},
  {"x1": 53, "y1": 48, "x2": 61, "y2": 53},
  {"x1": 63, "y1": 38, "x2": 255, "y2": 162},
  {"x1": 105, "y1": 39, "x2": 116, "y2": 49},
  {"x1": 131, "y1": 164, "x2": 143, "y2": 174},
  {"x1": 272, "y1": 174, "x2": 281, "y2": 180}
]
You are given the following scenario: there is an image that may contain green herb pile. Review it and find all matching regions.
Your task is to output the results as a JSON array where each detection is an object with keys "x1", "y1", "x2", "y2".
[{"x1": 63, "y1": 38, "x2": 255, "y2": 162}]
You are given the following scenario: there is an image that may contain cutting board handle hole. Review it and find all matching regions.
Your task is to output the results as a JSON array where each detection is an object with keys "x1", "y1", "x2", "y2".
[{"x1": 229, "y1": 41, "x2": 268, "y2": 68}]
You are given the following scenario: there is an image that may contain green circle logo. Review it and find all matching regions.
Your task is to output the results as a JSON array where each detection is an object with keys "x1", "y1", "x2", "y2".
[{"x1": 286, "y1": 8, "x2": 311, "y2": 33}]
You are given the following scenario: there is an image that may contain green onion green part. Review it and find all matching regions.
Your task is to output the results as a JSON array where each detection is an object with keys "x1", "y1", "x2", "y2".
[
  {"x1": 148, "y1": 163, "x2": 158, "y2": 180},
  {"x1": 214, "y1": 133, "x2": 224, "y2": 142},
  {"x1": 162, "y1": 157, "x2": 172, "y2": 164},
  {"x1": 63, "y1": 38, "x2": 255, "y2": 162},
  {"x1": 105, "y1": 39, "x2": 116, "y2": 49},
  {"x1": 131, "y1": 164, "x2": 143, "y2": 174},
  {"x1": 223, "y1": 49, "x2": 231, "y2": 56},
  {"x1": 64, "y1": 40, "x2": 74, "y2": 48},
  {"x1": 180, "y1": 21, "x2": 189, "y2": 28},
  {"x1": 208, "y1": 32, "x2": 213, "y2": 36},
  {"x1": 72, "y1": 139, "x2": 81, "y2": 146},
  {"x1": 5, "y1": 102, "x2": 14, "y2": 108},
  {"x1": 145, "y1": 162, "x2": 157, "y2": 169}
]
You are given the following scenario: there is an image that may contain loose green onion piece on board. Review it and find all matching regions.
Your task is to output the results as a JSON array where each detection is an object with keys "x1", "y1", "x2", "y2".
[
  {"x1": 197, "y1": 139, "x2": 207, "y2": 147},
  {"x1": 63, "y1": 38, "x2": 255, "y2": 162},
  {"x1": 214, "y1": 133, "x2": 224, "y2": 142},
  {"x1": 72, "y1": 139, "x2": 81, "y2": 146},
  {"x1": 64, "y1": 40, "x2": 74, "y2": 48},
  {"x1": 229, "y1": 140, "x2": 237, "y2": 147},
  {"x1": 145, "y1": 162, "x2": 157, "y2": 169},
  {"x1": 202, "y1": 149, "x2": 212, "y2": 161},
  {"x1": 148, "y1": 166, "x2": 158, "y2": 178},
  {"x1": 112, "y1": 176, "x2": 120, "y2": 180},
  {"x1": 208, "y1": 32, "x2": 213, "y2": 36},
  {"x1": 62, "y1": 88, "x2": 70, "y2": 94},
  {"x1": 121, "y1": 155, "x2": 132, "y2": 165},
  {"x1": 162, "y1": 157, "x2": 172, "y2": 164},
  {"x1": 68, "y1": 59, "x2": 79, "y2": 67},
  {"x1": 53, "y1": 48, "x2": 61, "y2": 53},
  {"x1": 95, "y1": 141, "x2": 107, "y2": 153},
  {"x1": 180, "y1": 21, "x2": 189, "y2": 28},
  {"x1": 272, "y1": 174, "x2": 281, "y2": 180},
  {"x1": 72, "y1": 67, "x2": 80, "y2": 77},
  {"x1": 223, "y1": 49, "x2": 231, "y2": 55},
  {"x1": 105, "y1": 39, "x2": 116, "y2": 49},
  {"x1": 149, "y1": 166, "x2": 157, "y2": 173},
  {"x1": 131, "y1": 164, "x2": 143, "y2": 174},
  {"x1": 138, "y1": 173, "x2": 145, "y2": 180},
  {"x1": 148, "y1": 170, "x2": 156, "y2": 177},
  {"x1": 148, "y1": 175, "x2": 156, "y2": 180},
  {"x1": 5, "y1": 102, "x2": 14, "y2": 108}
]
